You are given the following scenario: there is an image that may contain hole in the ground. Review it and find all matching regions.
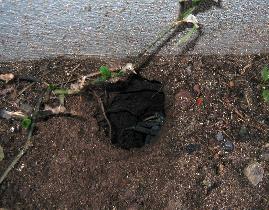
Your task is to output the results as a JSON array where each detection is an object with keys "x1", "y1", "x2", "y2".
[{"x1": 103, "y1": 75, "x2": 165, "y2": 149}]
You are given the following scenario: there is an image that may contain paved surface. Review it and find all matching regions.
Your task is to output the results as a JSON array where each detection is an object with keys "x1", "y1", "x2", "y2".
[{"x1": 0, "y1": 0, "x2": 268, "y2": 61}]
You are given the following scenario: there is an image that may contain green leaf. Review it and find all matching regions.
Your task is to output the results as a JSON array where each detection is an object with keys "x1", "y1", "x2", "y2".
[
  {"x1": 92, "y1": 77, "x2": 106, "y2": 85},
  {"x1": 99, "y1": 66, "x2": 111, "y2": 80},
  {"x1": 48, "y1": 84, "x2": 58, "y2": 91},
  {"x1": 180, "y1": 7, "x2": 196, "y2": 19},
  {"x1": 178, "y1": 26, "x2": 198, "y2": 44},
  {"x1": 21, "y1": 117, "x2": 32, "y2": 129},
  {"x1": 192, "y1": 0, "x2": 203, "y2": 6},
  {"x1": 112, "y1": 70, "x2": 125, "y2": 78},
  {"x1": 262, "y1": 89, "x2": 269, "y2": 102},
  {"x1": 261, "y1": 65, "x2": 269, "y2": 82}
]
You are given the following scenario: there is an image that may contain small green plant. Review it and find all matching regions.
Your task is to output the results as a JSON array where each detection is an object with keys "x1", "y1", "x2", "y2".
[
  {"x1": 47, "y1": 84, "x2": 58, "y2": 91},
  {"x1": 112, "y1": 70, "x2": 124, "y2": 78},
  {"x1": 99, "y1": 66, "x2": 112, "y2": 80},
  {"x1": 93, "y1": 66, "x2": 124, "y2": 84},
  {"x1": 21, "y1": 117, "x2": 32, "y2": 129},
  {"x1": 261, "y1": 65, "x2": 269, "y2": 102},
  {"x1": 177, "y1": 0, "x2": 201, "y2": 45},
  {"x1": 262, "y1": 89, "x2": 269, "y2": 102},
  {"x1": 178, "y1": 26, "x2": 198, "y2": 44},
  {"x1": 179, "y1": 0, "x2": 204, "y2": 20}
]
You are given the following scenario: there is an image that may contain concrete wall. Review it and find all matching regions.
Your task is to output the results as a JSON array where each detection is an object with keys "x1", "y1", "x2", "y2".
[{"x1": 0, "y1": 0, "x2": 268, "y2": 61}]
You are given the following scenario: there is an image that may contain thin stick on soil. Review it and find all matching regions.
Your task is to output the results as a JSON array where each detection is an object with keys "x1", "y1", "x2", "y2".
[
  {"x1": 18, "y1": 82, "x2": 35, "y2": 97},
  {"x1": 92, "y1": 91, "x2": 112, "y2": 140},
  {"x1": 0, "y1": 90, "x2": 45, "y2": 185},
  {"x1": 220, "y1": 99, "x2": 269, "y2": 133}
]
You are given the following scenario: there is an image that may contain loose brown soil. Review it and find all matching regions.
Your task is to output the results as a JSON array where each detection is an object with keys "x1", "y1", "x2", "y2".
[{"x1": 0, "y1": 54, "x2": 269, "y2": 209}]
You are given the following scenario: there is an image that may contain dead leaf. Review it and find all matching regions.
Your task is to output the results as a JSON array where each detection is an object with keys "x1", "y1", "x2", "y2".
[
  {"x1": 0, "y1": 110, "x2": 27, "y2": 120},
  {"x1": 0, "y1": 73, "x2": 15, "y2": 83},
  {"x1": 0, "y1": 145, "x2": 4, "y2": 161},
  {"x1": 44, "y1": 105, "x2": 66, "y2": 114}
]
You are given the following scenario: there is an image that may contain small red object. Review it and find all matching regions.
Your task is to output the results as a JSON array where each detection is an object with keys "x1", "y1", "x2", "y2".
[{"x1": 196, "y1": 97, "x2": 204, "y2": 106}]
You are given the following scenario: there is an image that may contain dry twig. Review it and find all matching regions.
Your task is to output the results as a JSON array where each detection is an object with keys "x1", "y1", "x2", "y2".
[
  {"x1": 0, "y1": 90, "x2": 45, "y2": 184},
  {"x1": 92, "y1": 91, "x2": 112, "y2": 140},
  {"x1": 18, "y1": 82, "x2": 35, "y2": 97},
  {"x1": 220, "y1": 99, "x2": 269, "y2": 133}
]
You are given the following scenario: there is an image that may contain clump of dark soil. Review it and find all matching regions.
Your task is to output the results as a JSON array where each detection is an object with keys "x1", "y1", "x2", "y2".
[
  {"x1": 105, "y1": 75, "x2": 165, "y2": 149},
  {"x1": 0, "y1": 54, "x2": 269, "y2": 209}
]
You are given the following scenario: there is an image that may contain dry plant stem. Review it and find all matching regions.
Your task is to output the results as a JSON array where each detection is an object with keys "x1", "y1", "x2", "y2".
[
  {"x1": 56, "y1": 67, "x2": 123, "y2": 86},
  {"x1": 18, "y1": 82, "x2": 35, "y2": 97},
  {"x1": 85, "y1": 68, "x2": 117, "y2": 79},
  {"x1": 92, "y1": 91, "x2": 112, "y2": 140},
  {"x1": 0, "y1": 90, "x2": 45, "y2": 185}
]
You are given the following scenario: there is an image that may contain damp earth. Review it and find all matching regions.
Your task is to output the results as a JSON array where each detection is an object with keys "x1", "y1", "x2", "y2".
[{"x1": 0, "y1": 54, "x2": 269, "y2": 209}]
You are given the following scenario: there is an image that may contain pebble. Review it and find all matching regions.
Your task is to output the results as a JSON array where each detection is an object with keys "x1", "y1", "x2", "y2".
[
  {"x1": 185, "y1": 143, "x2": 201, "y2": 154},
  {"x1": 216, "y1": 131, "x2": 224, "y2": 142},
  {"x1": 222, "y1": 140, "x2": 234, "y2": 152},
  {"x1": 228, "y1": 80, "x2": 235, "y2": 88},
  {"x1": 218, "y1": 164, "x2": 225, "y2": 175},
  {"x1": 244, "y1": 162, "x2": 264, "y2": 186},
  {"x1": 215, "y1": 132, "x2": 234, "y2": 152},
  {"x1": 10, "y1": 126, "x2": 15, "y2": 133},
  {"x1": 239, "y1": 126, "x2": 248, "y2": 138}
]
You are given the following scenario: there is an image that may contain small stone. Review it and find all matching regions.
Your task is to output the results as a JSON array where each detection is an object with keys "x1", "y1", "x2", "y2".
[
  {"x1": 185, "y1": 144, "x2": 201, "y2": 154},
  {"x1": 244, "y1": 162, "x2": 264, "y2": 186},
  {"x1": 10, "y1": 126, "x2": 15, "y2": 133},
  {"x1": 239, "y1": 126, "x2": 248, "y2": 138},
  {"x1": 216, "y1": 132, "x2": 224, "y2": 142},
  {"x1": 218, "y1": 164, "x2": 225, "y2": 175},
  {"x1": 222, "y1": 140, "x2": 234, "y2": 152},
  {"x1": 228, "y1": 80, "x2": 235, "y2": 88}
]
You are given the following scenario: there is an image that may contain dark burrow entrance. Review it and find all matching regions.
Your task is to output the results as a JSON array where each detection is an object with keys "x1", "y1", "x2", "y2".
[{"x1": 100, "y1": 75, "x2": 165, "y2": 149}]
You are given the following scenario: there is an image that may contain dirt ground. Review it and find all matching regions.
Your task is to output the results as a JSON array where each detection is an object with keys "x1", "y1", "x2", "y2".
[{"x1": 0, "y1": 54, "x2": 269, "y2": 209}]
